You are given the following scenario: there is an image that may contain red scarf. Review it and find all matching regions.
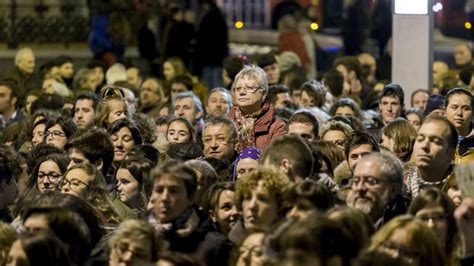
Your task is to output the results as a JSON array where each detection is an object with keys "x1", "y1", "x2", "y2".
[{"x1": 234, "y1": 103, "x2": 270, "y2": 153}]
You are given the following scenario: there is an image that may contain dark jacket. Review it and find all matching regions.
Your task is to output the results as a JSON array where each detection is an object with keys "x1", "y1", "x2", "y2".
[
  {"x1": 374, "y1": 195, "x2": 411, "y2": 230},
  {"x1": 1, "y1": 67, "x2": 41, "y2": 106},
  {"x1": 161, "y1": 208, "x2": 232, "y2": 265}
]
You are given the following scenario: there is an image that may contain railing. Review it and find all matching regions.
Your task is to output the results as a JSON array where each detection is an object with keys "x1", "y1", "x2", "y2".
[
  {"x1": 217, "y1": 0, "x2": 270, "y2": 28},
  {"x1": 0, "y1": 0, "x2": 89, "y2": 48}
]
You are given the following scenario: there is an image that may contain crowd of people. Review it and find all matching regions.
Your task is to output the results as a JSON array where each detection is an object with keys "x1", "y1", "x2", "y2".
[{"x1": 0, "y1": 10, "x2": 474, "y2": 265}]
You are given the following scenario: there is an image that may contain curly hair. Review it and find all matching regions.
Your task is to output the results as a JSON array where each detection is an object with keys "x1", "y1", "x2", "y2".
[{"x1": 235, "y1": 167, "x2": 291, "y2": 216}]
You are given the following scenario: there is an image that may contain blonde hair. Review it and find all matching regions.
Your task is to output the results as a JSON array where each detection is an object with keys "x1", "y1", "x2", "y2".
[
  {"x1": 320, "y1": 120, "x2": 353, "y2": 139},
  {"x1": 369, "y1": 215, "x2": 445, "y2": 266},
  {"x1": 382, "y1": 118, "x2": 417, "y2": 156},
  {"x1": 95, "y1": 86, "x2": 128, "y2": 128},
  {"x1": 0, "y1": 222, "x2": 16, "y2": 265}
]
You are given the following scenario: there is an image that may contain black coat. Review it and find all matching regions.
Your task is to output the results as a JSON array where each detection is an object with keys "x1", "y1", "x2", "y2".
[{"x1": 164, "y1": 208, "x2": 232, "y2": 265}]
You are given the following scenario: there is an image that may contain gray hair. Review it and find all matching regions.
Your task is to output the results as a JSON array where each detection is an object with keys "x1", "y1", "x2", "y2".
[
  {"x1": 232, "y1": 64, "x2": 269, "y2": 98},
  {"x1": 203, "y1": 116, "x2": 238, "y2": 144},
  {"x1": 208, "y1": 87, "x2": 233, "y2": 108},
  {"x1": 359, "y1": 152, "x2": 403, "y2": 185},
  {"x1": 174, "y1": 91, "x2": 203, "y2": 114},
  {"x1": 15, "y1": 47, "x2": 34, "y2": 66}
]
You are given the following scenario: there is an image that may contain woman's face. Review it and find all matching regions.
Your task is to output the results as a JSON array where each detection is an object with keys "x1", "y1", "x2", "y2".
[
  {"x1": 236, "y1": 232, "x2": 265, "y2": 266},
  {"x1": 45, "y1": 124, "x2": 67, "y2": 149},
  {"x1": 107, "y1": 99, "x2": 126, "y2": 125},
  {"x1": 381, "y1": 133, "x2": 395, "y2": 152},
  {"x1": 381, "y1": 227, "x2": 420, "y2": 265},
  {"x1": 60, "y1": 168, "x2": 90, "y2": 198},
  {"x1": 37, "y1": 160, "x2": 63, "y2": 193},
  {"x1": 6, "y1": 240, "x2": 28, "y2": 266},
  {"x1": 163, "y1": 61, "x2": 176, "y2": 81},
  {"x1": 415, "y1": 204, "x2": 448, "y2": 248},
  {"x1": 322, "y1": 130, "x2": 347, "y2": 150},
  {"x1": 286, "y1": 198, "x2": 317, "y2": 220},
  {"x1": 116, "y1": 168, "x2": 141, "y2": 208},
  {"x1": 31, "y1": 123, "x2": 45, "y2": 147},
  {"x1": 233, "y1": 76, "x2": 264, "y2": 113},
  {"x1": 300, "y1": 90, "x2": 315, "y2": 108},
  {"x1": 236, "y1": 158, "x2": 259, "y2": 179},
  {"x1": 109, "y1": 237, "x2": 153, "y2": 266},
  {"x1": 167, "y1": 121, "x2": 191, "y2": 144},
  {"x1": 335, "y1": 106, "x2": 355, "y2": 117},
  {"x1": 406, "y1": 113, "x2": 422, "y2": 131},
  {"x1": 212, "y1": 190, "x2": 240, "y2": 235},
  {"x1": 112, "y1": 127, "x2": 136, "y2": 162}
]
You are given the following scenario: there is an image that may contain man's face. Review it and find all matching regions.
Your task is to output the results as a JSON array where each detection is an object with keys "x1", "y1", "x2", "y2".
[
  {"x1": 433, "y1": 62, "x2": 448, "y2": 84},
  {"x1": 174, "y1": 97, "x2": 200, "y2": 124},
  {"x1": 348, "y1": 144, "x2": 374, "y2": 170},
  {"x1": 73, "y1": 99, "x2": 95, "y2": 129},
  {"x1": 263, "y1": 63, "x2": 280, "y2": 85},
  {"x1": 291, "y1": 89, "x2": 302, "y2": 106},
  {"x1": 171, "y1": 83, "x2": 188, "y2": 101},
  {"x1": 241, "y1": 181, "x2": 278, "y2": 231},
  {"x1": 203, "y1": 124, "x2": 235, "y2": 161},
  {"x1": 347, "y1": 158, "x2": 396, "y2": 219},
  {"x1": 288, "y1": 122, "x2": 315, "y2": 142},
  {"x1": 335, "y1": 64, "x2": 349, "y2": 83},
  {"x1": 59, "y1": 62, "x2": 74, "y2": 79},
  {"x1": 67, "y1": 148, "x2": 91, "y2": 169},
  {"x1": 275, "y1": 92, "x2": 290, "y2": 108},
  {"x1": 207, "y1": 91, "x2": 231, "y2": 117},
  {"x1": 151, "y1": 175, "x2": 193, "y2": 223},
  {"x1": 379, "y1": 96, "x2": 401, "y2": 124},
  {"x1": 0, "y1": 86, "x2": 15, "y2": 114},
  {"x1": 126, "y1": 67, "x2": 142, "y2": 89},
  {"x1": 454, "y1": 44, "x2": 472, "y2": 66},
  {"x1": 412, "y1": 121, "x2": 453, "y2": 171},
  {"x1": 18, "y1": 51, "x2": 35, "y2": 74},
  {"x1": 140, "y1": 79, "x2": 162, "y2": 108},
  {"x1": 445, "y1": 93, "x2": 472, "y2": 134},
  {"x1": 412, "y1": 91, "x2": 429, "y2": 110}
]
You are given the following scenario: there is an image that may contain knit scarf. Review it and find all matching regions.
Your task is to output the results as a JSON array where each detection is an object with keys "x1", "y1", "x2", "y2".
[{"x1": 234, "y1": 103, "x2": 270, "y2": 153}]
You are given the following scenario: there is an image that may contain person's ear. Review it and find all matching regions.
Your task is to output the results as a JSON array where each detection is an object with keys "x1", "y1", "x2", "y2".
[
  {"x1": 11, "y1": 96, "x2": 17, "y2": 107},
  {"x1": 209, "y1": 209, "x2": 217, "y2": 223},
  {"x1": 95, "y1": 159, "x2": 104, "y2": 172},
  {"x1": 280, "y1": 159, "x2": 292, "y2": 176}
]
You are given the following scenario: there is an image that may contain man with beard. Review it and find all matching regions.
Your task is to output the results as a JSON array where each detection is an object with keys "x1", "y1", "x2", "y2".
[{"x1": 346, "y1": 152, "x2": 409, "y2": 229}]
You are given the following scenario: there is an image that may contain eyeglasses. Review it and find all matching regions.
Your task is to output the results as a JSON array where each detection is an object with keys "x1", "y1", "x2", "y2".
[
  {"x1": 45, "y1": 130, "x2": 66, "y2": 139},
  {"x1": 233, "y1": 86, "x2": 260, "y2": 94},
  {"x1": 381, "y1": 241, "x2": 420, "y2": 263},
  {"x1": 61, "y1": 178, "x2": 88, "y2": 190},
  {"x1": 38, "y1": 172, "x2": 62, "y2": 183},
  {"x1": 349, "y1": 176, "x2": 392, "y2": 187},
  {"x1": 203, "y1": 135, "x2": 230, "y2": 145},
  {"x1": 416, "y1": 213, "x2": 447, "y2": 223}
]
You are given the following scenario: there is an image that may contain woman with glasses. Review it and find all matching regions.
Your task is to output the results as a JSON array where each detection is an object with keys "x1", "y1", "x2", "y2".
[
  {"x1": 320, "y1": 120, "x2": 353, "y2": 151},
  {"x1": 368, "y1": 215, "x2": 445, "y2": 266},
  {"x1": 108, "y1": 219, "x2": 164, "y2": 266},
  {"x1": 95, "y1": 86, "x2": 128, "y2": 128},
  {"x1": 228, "y1": 65, "x2": 287, "y2": 152},
  {"x1": 27, "y1": 154, "x2": 69, "y2": 193},
  {"x1": 44, "y1": 117, "x2": 77, "y2": 149},
  {"x1": 408, "y1": 187, "x2": 459, "y2": 265},
  {"x1": 60, "y1": 163, "x2": 122, "y2": 224}
]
